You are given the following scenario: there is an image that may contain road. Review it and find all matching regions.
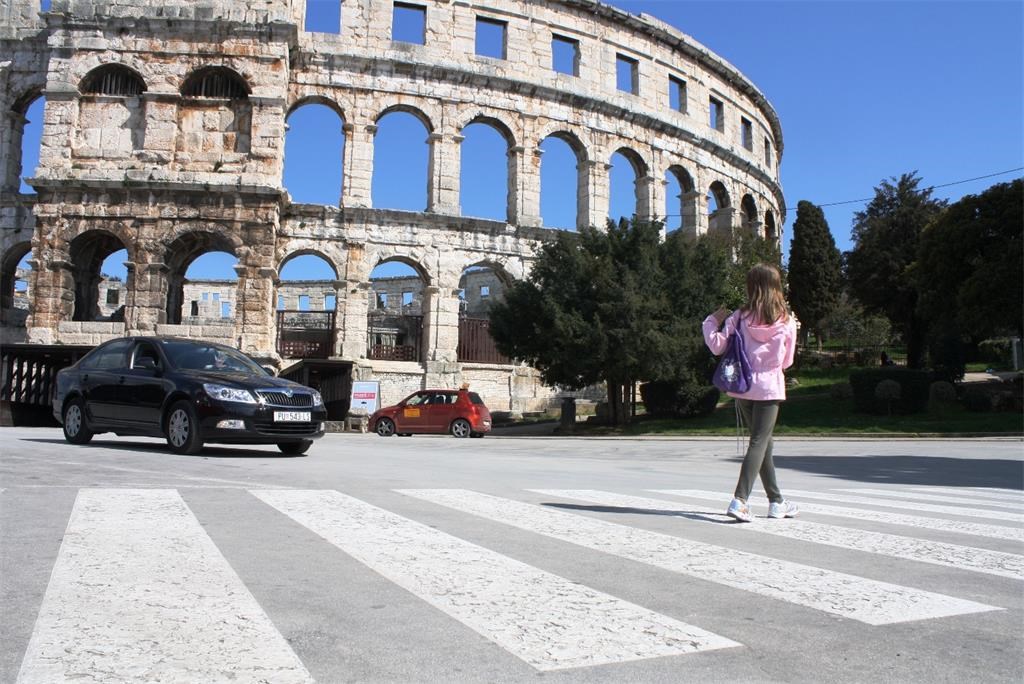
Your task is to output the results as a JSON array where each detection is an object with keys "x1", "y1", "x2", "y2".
[{"x1": 1, "y1": 428, "x2": 1021, "y2": 683}]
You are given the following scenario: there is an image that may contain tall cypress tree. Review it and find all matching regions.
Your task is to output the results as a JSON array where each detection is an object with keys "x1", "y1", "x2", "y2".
[
  {"x1": 788, "y1": 200, "x2": 841, "y2": 346},
  {"x1": 845, "y1": 172, "x2": 947, "y2": 368}
]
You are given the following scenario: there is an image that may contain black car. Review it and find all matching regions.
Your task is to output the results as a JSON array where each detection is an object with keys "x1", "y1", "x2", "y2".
[{"x1": 53, "y1": 337, "x2": 327, "y2": 455}]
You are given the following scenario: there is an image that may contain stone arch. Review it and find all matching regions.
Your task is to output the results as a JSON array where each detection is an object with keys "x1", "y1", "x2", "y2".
[
  {"x1": 373, "y1": 110, "x2": 432, "y2": 211},
  {"x1": 284, "y1": 100, "x2": 346, "y2": 205},
  {"x1": 0, "y1": 241, "x2": 32, "y2": 322},
  {"x1": 540, "y1": 130, "x2": 589, "y2": 231},
  {"x1": 180, "y1": 66, "x2": 252, "y2": 98},
  {"x1": 764, "y1": 209, "x2": 778, "y2": 242},
  {"x1": 367, "y1": 256, "x2": 430, "y2": 362},
  {"x1": 459, "y1": 116, "x2": 515, "y2": 222},
  {"x1": 665, "y1": 164, "x2": 696, "y2": 233},
  {"x1": 79, "y1": 64, "x2": 147, "y2": 96},
  {"x1": 68, "y1": 229, "x2": 131, "y2": 322},
  {"x1": 7, "y1": 89, "x2": 45, "y2": 193},
  {"x1": 375, "y1": 104, "x2": 435, "y2": 133},
  {"x1": 708, "y1": 180, "x2": 731, "y2": 210},
  {"x1": 286, "y1": 95, "x2": 346, "y2": 121},
  {"x1": 278, "y1": 249, "x2": 340, "y2": 280},
  {"x1": 457, "y1": 112, "x2": 518, "y2": 148},
  {"x1": 609, "y1": 146, "x2": 649, "y2": 221},
  {"x1": 163, "y1": 229, "x2": 241, "y2": 325},
  {"x1": 741, "y1": 194, "x2": 758, "y2": 229}
]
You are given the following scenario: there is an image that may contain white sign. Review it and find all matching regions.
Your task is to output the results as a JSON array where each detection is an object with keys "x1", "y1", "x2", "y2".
[{"x1": 349, "y1": 381, "x2": 380, "y2": 413}]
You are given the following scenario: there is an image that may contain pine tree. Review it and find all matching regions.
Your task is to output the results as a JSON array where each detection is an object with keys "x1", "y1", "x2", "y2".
[{"x1": 787, "y1": 200, "x2": 841, "y2": 347}]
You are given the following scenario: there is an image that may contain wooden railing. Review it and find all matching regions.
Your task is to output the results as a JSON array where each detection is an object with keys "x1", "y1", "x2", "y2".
[
  {"x1": 458, "y1": 316, "x2": 510, "y2": 364},
  {"x1": 276, "y1": 310, "x2": 335, "y2": 359},
  {"x1": 367, "y1": 314, "x2": 423, "y2": 362}
]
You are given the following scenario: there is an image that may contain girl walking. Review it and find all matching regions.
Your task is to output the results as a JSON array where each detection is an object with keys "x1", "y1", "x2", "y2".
[{"x1": 703, "y1": 263, "x2": 799, "y2": 522}]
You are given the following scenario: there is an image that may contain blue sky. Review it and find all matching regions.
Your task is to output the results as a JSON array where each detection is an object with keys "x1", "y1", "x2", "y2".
[{"x1": 17, "y1": 0, "x2": 1024, "y2": 284}]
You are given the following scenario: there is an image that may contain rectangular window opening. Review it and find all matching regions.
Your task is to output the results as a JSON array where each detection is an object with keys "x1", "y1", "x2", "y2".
[
  {"x1": 212, "y1": 292, "x2": 220, "y2": 302},
  {"x1": 741, "y1": 118, "x2": 753, "y2": 151},
  {"x1": 277, "y1": 295, "x2": 285, "y2": 310},
  {"x1": 402, "y1": 291, "x2": 413, "y2": 306},
  {"x1": 304, "y1": 0, "x2": 341, "y2": 34},
  {"x1": 475, "y1": 16, "x2": 507, "y2": 59},
  {"x1": 376, "y1": 292, "x2": 388, "y2": 309},
  {"x1": 324, "y1": 294, "x2": 337, "y2": 310},
  {"x1": 669, "y1": 75, "x2": 687, "y2": 113},
  {"x1": 616, "y1": 54, "x2": 639, "y2": 95},
  {"x1": 552, "y1": 34, "x2": 580, "y2": 76},
  {"x1": 221, "y1": 302, "x2": 231, "y2": 318},
  {"x1": 201, "y1": 292, "x2": 208, "y2": 301},
  {"x1": 299, "y1": 295, "x2": 310, "y2": 311},
  {"x1": 710, "y1": 97, "x2": 724, "y2": 132},
  {"x1": 480, "y1": 285, "x2": 490, "y2": 298},
  {"x1": 764, "y1": 139, "x2": 772, "y2": 167},
  {"x1": 106, "y1": 289, "x2": 119, "y2": 305},
  {"x1": 393, "y1": 2, "x2": 426, "y2": 45}
]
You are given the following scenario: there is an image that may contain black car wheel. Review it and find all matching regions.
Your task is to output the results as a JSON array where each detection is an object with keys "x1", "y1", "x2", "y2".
[
  {"x1": 450, "y1": 418, "x2": 472, "y2": 438},
  {"x1": 166, "y1": 400, "x2": 204, "y2": 455},
  {"x1": 375, "y1": 417, "x2": 395, "y2": 437},
  {"x1": 62, "y1": 398, "x2": 94, "y2": 445},
  {"x1": 278, "y1": 440, "x2": 312, "y2": 455}
]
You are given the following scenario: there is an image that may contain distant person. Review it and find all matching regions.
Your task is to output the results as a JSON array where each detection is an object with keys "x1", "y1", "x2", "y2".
[
  {"x1": 880, "y1": 351, "x2": 895, "y2": 366},
  {"x1": 703, "y1": 263, "x2": 799, "y2": 523}
]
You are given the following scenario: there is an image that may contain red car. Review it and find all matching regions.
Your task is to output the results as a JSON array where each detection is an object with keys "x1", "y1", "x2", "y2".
[{"x1": 370, "y1": 388, "x2": 492, "y2": 438}]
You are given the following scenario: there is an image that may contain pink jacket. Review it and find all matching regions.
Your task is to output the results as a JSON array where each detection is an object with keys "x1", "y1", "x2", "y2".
[{"x1": 702, "y1": 310, "x2": 797, "y2": 401}]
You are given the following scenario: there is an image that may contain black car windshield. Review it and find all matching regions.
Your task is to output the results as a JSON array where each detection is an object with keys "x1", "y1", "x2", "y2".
[{"x1": 161, "y1": 341, "x2": 267, "y2": 375}]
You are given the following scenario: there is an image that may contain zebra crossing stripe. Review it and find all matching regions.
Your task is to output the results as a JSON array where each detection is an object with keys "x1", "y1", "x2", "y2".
[
  {"x1": 399, "y1": 489, "x2": 999, "y2": 625},
  {"x1": 654, "y1": 490, "x2": 1024, "y2": 543},
  {"x1": 836, "y1": 488, "x2": 1020, "y2": 509},
  {"x1": 545, "y1": 490, "x2": 1023, "y2": 581},
  {"x1": 913, "y1": 485, "x2": 1024, "y2": 501},
  {"x1": 252, "y1": 489, "x2": 739, "y2": 671},
  {"x1": 16, "y1": 489, "x2": 313, "y2": 684},
  {"x1": 779, "y1": 488, "x2": 1024, "y2": 523}
]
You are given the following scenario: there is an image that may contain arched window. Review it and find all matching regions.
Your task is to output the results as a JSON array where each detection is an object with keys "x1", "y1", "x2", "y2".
[
  {"x1": 284, "y1": 102, "x2": 345, "y2": 205},
  {"x1": 13, "y1": 95, "x2": 44, "y2": 193},
  {"x1": 664, "y1": 167, "x2": 695, "y2": 234},
  {"x1": 540, "y1": 133, "x2": 586, "y2": 231},
  {"x1": 765, "y1": 210, "x2": 777, "y2": 242},
  {"x1": 181, "y1": 67, "x2": 250, "y2": 99},
  {"x1": 372, "y1": 110, "x2": 429, "y2": 211},
  {"x1": 609, "y1": 149, "x2": 646, "y2": 223},
  {"x1": 80, "y1": 65, "x2": 147, "y2": 96},
  {"x1": 68, "y1": 232, "x2": 128, "y2": 322},
  {"x1": 368, "y1": 260, "x2": 425, "y2": 362},
  {"x1": 460, "y1": 121, "x2": 510, "y2": 222},
  {"x1": 741, "y1": 194, "x2": 758, "y2": 230}
]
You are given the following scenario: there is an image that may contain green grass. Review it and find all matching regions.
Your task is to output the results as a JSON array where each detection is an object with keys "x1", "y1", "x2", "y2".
[{"x1": 568, "y1": 365, "x2": 1023, "y2": 436}]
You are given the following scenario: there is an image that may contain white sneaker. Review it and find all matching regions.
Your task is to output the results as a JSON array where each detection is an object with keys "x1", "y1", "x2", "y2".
[
  {"x1": 727, "y1": 498, "x2": 752, "y2": 522},
  {"x1": 768, "y1": 500, "x2": 799, "y2": 519}
]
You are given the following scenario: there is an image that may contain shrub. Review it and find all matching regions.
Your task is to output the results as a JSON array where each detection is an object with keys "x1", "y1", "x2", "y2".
[
  {"x1": 928, "y1": 381, "x2": 957, "y2": 405},
  {"x1": 677, "y1": 385, "x2": 721, "y2": 417},
  {"x1": 829, "y1": 382, "x2": 853, "y2": 400},
  {"x1": 962, "y1": 388, "x2": 993, "y2": 413},
  {"x1": 639, "y1": 381, "x2": 678, "y2": 418},
  {"x1": 639, "y1": 381, "x2": 720, "y2": 418},
  {"x1": 849, "y1": 368, "x2": 932, "y2": 414},
  {"x1": 928, "y1": 333, "x2": 966, "y2": 383},
  {"x1": 874, "y1": 379, "x2": 902, "y2": 416}
]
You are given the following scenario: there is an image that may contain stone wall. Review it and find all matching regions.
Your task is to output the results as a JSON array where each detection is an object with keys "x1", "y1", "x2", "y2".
[{"x1": 0, "y1": 0, "x2": 785, "y2": 413}]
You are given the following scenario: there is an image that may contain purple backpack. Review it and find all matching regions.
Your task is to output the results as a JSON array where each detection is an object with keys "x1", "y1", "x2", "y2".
[{"x1": 712, "y1": 316, "x2": 753, "y2": 394}]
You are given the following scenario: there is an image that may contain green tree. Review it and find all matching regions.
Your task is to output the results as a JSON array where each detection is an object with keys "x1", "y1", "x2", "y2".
[
  {"x1": 787, "y1": 201, "x2": 842, "y2": 346},
  {"x1": 845, "y1": 172, "x2": 947, "y2": 368},
  {"x1": 488, "y1": 219, "x2": 675, "y2": 425},
  {"x1": 916, "y1": 179, "x2": 1023, "y2": 340},
  {"x1": 707, "y1": 229, "x2": 785, "y2": 311}
]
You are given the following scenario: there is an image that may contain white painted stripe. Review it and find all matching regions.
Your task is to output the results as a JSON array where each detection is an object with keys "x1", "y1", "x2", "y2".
[
  {"x1": 654, "y1": 490, "x2": 1024, "y2": 543},
  {"x1": 547, "y1": 490, "x2": 1023, "y2": 581},
  {"x1": 964, "y1": 486, "x2": 1024, "y2": 496},
  {"x1": 781, "y1": 488, "x2": 1024, "y2": 523},
  {"x1": 16, "y1": 489, "x2": 312, "y2": 684},
  {"x1": 400, "y1": 489, "x2": 998, "y2": 625},
  {"x1": 907, "y1": 486, "x2": 1024, "y2": 503},
  {"x1": 836, "y1": 488, "x2": 1020, "y2": 509},
  {"x1": 253, "y1": 489, "x2": 738, "y2": 671}
]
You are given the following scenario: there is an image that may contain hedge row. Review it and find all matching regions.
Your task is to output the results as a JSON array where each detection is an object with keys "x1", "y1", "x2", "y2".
[{"x1": 848, "y1": 368, "x2": 933, "y2": 415}]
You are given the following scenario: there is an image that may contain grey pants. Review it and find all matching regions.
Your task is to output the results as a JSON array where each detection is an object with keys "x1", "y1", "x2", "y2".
[{"x1": 733, "y1": 399, "x2": 783, "y2": 503}]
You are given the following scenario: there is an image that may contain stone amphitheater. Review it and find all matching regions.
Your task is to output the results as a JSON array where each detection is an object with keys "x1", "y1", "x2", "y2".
[{"x1": 0, "y1": 0, "x2": 784, "y2": 417}]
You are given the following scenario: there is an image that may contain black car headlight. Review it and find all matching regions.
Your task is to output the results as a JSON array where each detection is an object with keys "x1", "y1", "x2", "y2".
[
  {"x1": 203, "y1": 383, "x2": 257, "y2": 404},
  {"x1": 311, "y1": 390, "x2": 324, "y2": 407}
]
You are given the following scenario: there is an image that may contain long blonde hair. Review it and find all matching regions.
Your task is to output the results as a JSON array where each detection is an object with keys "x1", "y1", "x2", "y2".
[{"x1": 742, "y1": 263, "x2": 789, "y2": 325}]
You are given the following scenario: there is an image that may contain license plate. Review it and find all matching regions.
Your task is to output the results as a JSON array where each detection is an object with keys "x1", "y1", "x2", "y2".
[{"x1": 274, "y1": 411, "x2": 310, "y2": 422}]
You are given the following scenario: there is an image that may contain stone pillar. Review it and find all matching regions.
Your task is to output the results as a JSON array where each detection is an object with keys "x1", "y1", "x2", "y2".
[
  {"x1": 510, "y1": 145, "x2": 542, "y2": 227},
  {"x1": 585, "y1": 160, "x2": 611, "y2": 229},
  {"x1": 339, "y1": 279, "x2": 371, "y2": 359},
  {"x1": 329, "y1": 278, "x2": 346, "y2": 357},
  {"x1": 139, "y1": 94, "x2": 177, "y2": 163},
  {"x1": 575, "y1": 161, "x2": 590, "y2": 231},
  {"x1": 636, "y1": 174, "x2": 657, "y2": 222},
  {"x1": 421, "y1": 284, "x2": 461, "y2": 363},
  {"x1": 1, "y1": 109, "x2": 26, "y2": 193},
  {"x1": 342, "y1": 122, "x2": 373, "y2": 208},
  {"x1": 234, "y1": 260, "x2": 277, "y2": 356},
  {"x1": 427, "y1": 132, "x2": 461, "y2": 215},
  {"x1": 709, "y1": 206, "x2": 737, "y2": 238},
  {"x1": 680, "y1": 190, "x2": 704, "y2": 238}
]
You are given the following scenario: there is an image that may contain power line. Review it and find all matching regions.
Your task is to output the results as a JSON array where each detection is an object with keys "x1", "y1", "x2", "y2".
[
  {"x1": 654, "y1": 166, "x2": 1023, "y2": 218},
  {"x1": 787, "y1": 167, "x2": 1024, "y2": 211}
]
